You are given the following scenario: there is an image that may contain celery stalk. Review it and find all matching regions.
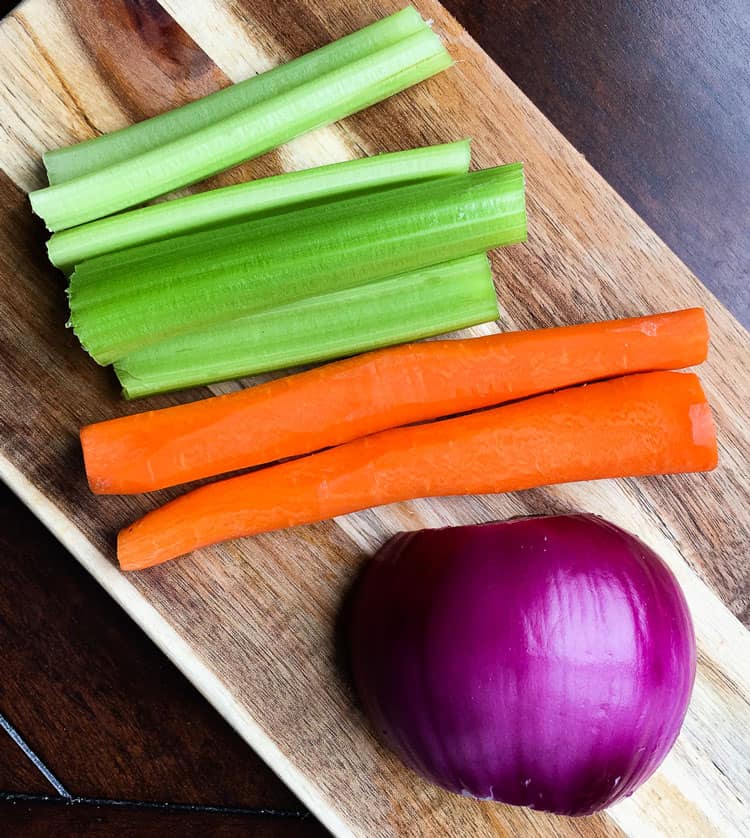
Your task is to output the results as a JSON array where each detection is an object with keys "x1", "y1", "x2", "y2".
[
  {"x1": 30, "y1": 28, "x2": 452, "y2": 231},
  {"x1": 69, "y1": 164, "x2": 526, "y2": 365},
  {"x1": 115, "y1": 255, "x2": 498, "y2": 398},
  {"x1": 43, "y1": 7, "x2": 428, "y2": 185},
  {"x1": 47, "y1": 141, "x2": 471, "y2": 270}
]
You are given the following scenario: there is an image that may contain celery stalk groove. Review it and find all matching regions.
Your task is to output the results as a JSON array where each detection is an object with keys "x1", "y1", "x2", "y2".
[
  {"x1": 47, "y1": 141, "x2": 471, "y2": 269},
  {"x1": 115, "y1": 255, "x2": 498, "y2": 398},
  {"x1": 30, "y1": 28, "x2": 452, "y2": 231},
  {"x1": 69, "y1": 164, "x2": 526, "y2": 365},
  {"x1": 43, "y1": 7, "x2": 428, "y2": 184}
]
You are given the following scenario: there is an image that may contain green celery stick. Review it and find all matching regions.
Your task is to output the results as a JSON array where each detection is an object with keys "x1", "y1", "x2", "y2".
[
  {"x1": 115, "y1": 255, "x2": 498, "y2": 398},
  {"x1": 47, "y1": 141, "x2": 471, "y2": 270},
  {"x1": 30, "y1": 28, "x2": 452, "y2": 231},
  {"x1": 69, "y1": 164, "x2": 526, "y2": 365},
  {"x1": 44, "y1": 7, "x2": 428, "y2": 184}
]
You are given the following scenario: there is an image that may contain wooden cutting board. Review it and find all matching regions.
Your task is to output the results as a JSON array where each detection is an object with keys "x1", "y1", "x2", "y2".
[{"x1": 1, "y1": 1, "x2": 748, "y2": 835}]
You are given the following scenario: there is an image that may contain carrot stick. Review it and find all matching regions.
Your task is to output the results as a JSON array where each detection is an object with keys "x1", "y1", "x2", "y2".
[
  {"x1": 84, "y1": 308, "x2": 708, "y2": 495},
  {"x1": 118, "y1": 371, "x2": 717, "y2": 570}
]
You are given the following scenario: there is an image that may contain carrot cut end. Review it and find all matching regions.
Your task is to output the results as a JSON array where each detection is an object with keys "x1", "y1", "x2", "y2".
[
  {"x1": 689, "y1": 401, "x2": 719, "y2": 469},
  {"x1": 117, "y1": 529, "x2": 149, "y2": 572}
]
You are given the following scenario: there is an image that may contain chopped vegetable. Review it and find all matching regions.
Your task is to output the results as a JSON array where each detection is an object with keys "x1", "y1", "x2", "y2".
[
  {"x1": 85, "y1": 308, "x2": 707, "y2": 493},
  {"x1": 114, "y1": 254, "x2": 497, "y2": 399},
  {"x1": 69, "y1": 164, "x2": 526, "y2": 365},
  {"x1": 349, "y1": 514, "x2": 696, "y2": 815},
  {"x1": 117, "y1": 371, "x2": 718, "y2": 570},
  {"x1": 47, "y1": 141, "x2": 471, "y2": 270},
  {"x1": 44, "y1": 7, "x2": 429, "y2": 185},
  {"x1": 30, "y1": 26, "x2": 452, "y2": 230}
]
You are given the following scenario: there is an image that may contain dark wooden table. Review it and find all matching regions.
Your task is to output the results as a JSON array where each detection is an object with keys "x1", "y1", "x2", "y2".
[{"x1": 1, "y1": 1, "x2": 747, "y2": 834}]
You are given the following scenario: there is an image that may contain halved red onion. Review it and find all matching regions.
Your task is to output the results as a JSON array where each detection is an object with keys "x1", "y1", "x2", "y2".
[{"x1": 349, "y1": 514, "x2": 696, "y2": 816}]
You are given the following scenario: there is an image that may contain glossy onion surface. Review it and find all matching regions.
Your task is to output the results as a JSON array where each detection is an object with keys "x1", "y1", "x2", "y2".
[{"x1": 349, "y1": 514, "x2": 696, "y2": 815}]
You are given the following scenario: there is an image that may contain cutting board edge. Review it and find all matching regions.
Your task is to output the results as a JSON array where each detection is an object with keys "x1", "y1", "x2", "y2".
[{"x1": 0, "y1": 453, "x2": 355, "y2": 838}]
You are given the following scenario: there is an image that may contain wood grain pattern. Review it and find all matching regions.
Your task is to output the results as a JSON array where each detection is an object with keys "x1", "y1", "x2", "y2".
[
  {"x1": 0, "y1": 482, "x2": 307, "y2": 810},
  {"x1": 0, "y1": 1, "x2": 748, "y2": 836},
  {"x1": 0, "y1": 799, "x2": 324, "y2": 837},
  {"x1": 441, "y1": 0, "x2": 750, "y2": 326},
  {"x1": 0, "y1": 732, "x2": 57, "y2": 795}
]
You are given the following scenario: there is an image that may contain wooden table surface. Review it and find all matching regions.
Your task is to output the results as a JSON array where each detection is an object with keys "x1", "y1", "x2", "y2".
[{"x1": 0, "y1": 1, "x2": 747, "y2": 835}]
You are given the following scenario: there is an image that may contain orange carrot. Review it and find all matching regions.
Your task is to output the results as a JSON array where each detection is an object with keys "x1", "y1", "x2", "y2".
[
  {"x1": 118, "y1": 371, "x2": 717, "y2": 570},
  {"x1": 84, "y1": 308, "x2": 708, "y2": 495}
]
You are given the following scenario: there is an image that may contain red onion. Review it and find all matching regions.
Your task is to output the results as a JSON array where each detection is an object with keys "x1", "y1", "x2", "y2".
[{"x1": 348, "y1": 514, "x2": 696, "y2": 816}]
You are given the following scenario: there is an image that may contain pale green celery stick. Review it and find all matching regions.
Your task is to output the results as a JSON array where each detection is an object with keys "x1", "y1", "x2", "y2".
[
  {"x1": 115, "y1": 255, "x2": 498, "y2": 398},
  {"x1": 44, "y1": 7, "x2": 427, "y2": 185},
  {"x1": 30, "y1": 28, "x2": 452, "y2": 231},
  {"x1": 47, "y1": 141, "x2": 471, "y2": 270},
  {"x1": 69, "y1": 164, "x2": 526, "y2": 365}
]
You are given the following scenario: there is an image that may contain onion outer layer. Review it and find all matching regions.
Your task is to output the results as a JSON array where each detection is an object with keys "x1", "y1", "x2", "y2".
[{"x1": 348, "y1": 514, "x2": 696, "y2": 816}]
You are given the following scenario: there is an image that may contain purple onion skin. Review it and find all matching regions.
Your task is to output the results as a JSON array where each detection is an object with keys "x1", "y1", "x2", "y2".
[{"x1": 348, "y1": 514, "x2": 696, "y2": 816}]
